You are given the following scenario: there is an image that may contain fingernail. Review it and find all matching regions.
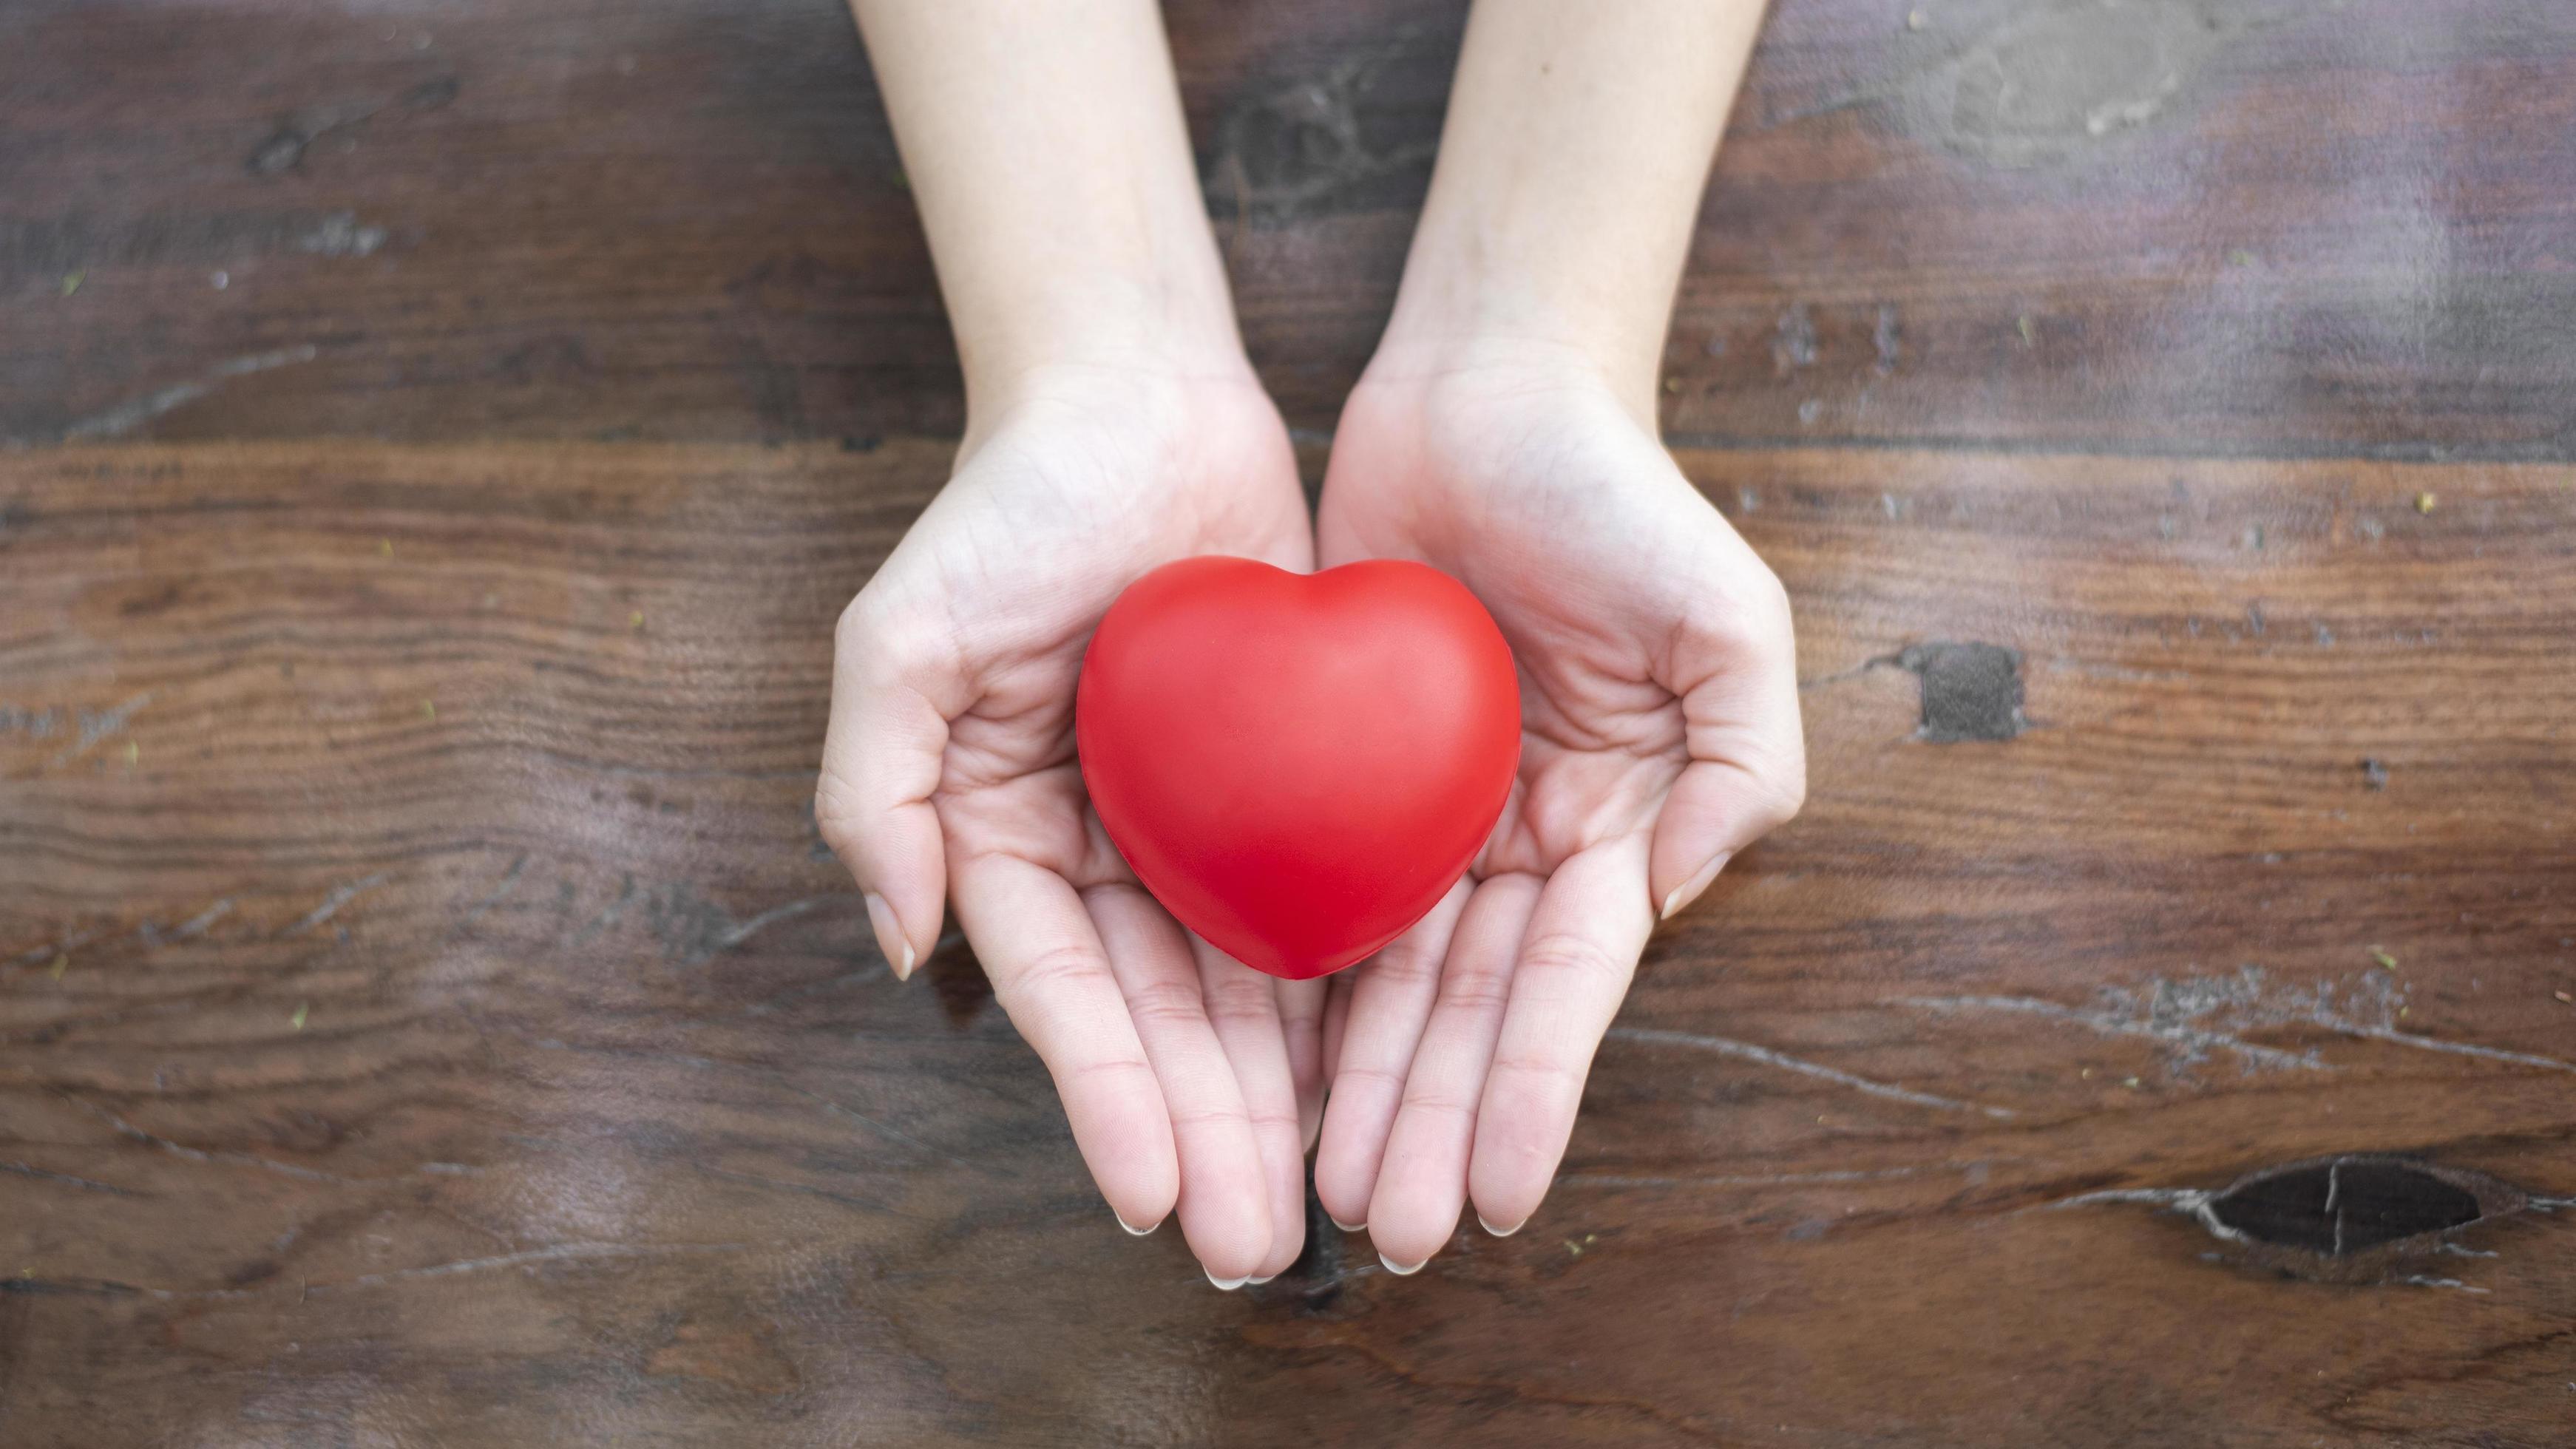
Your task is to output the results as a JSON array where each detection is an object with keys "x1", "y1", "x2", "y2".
[
  {"x1": 1660, "y1": 852, "x2": 1732, "y2": 922},
  {"x1": 1329, "y1": 1216, "x2": 1365, "y2": 1233},
  {"x1": 864, "y1": 892, "x2": 916, "y2": 980},
  {"x1": 1116, "y1": 1212, "x2": 1159, "y2": 1237},
  {"x1": 1247, "y1": 1274, "x2": 1275, "y2": 1285},
  {"x1": 1476, "y1": 1212, "x2": 1525, "y2": 1238},
  {"x1": 1378, "y1": 1253, "x2": 1426, "y2": 1276},
  {"x1": 1206, "y1": 1268, "x2": 1250, "y2": 1291}
]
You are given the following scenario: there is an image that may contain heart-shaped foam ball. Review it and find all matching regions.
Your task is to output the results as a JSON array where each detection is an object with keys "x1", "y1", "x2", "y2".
[{"x1": 1076, "y1": 556, "x2": 1519, "y2": 980}]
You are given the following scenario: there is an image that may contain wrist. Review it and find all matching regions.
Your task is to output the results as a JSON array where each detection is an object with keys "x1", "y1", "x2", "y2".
[
  {"x1": 1368, "y1": 258, "x2": 1665, "y2": 428},
  {"x1": 960, "y1": 290, "x2": 1256, "y2": 437},
  {"x1": 1360, "y1": 305, "x2": 1652, "y2": 432},
  {"x1": 955, "y1": 339, "x2": 1289, "y2": 485}
]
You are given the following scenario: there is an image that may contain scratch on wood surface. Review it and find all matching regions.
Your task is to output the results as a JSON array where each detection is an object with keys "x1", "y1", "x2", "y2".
[
  {"x1": 313, "y1": 1241, "x2": 749, "y2": 1291},
  {"x1": 14, "y1": 926, "x2": 106, "y2": 966},
  {"x1": 641, "y1": 883, "x2": 852, "y2": 964},
  {"x1": 21, "y1": 1243, "x2": 752, "y2": 1303},
  {"x1": 2320, "y1": 1019, "x2": 2576, "y2": 1073},
  {"x1": 2399, "y1": 1275, "x2": 2492, "y2": 1294},
  {"x1": 2043, "y1": 1185, "x2": 2248, "y2": 1244},
  {"x1": 455, "y1": 853, "x2": 529, "y2": 929},
  {"x1": 1557, "y1": 1166, "x2": 1928, "y2": 1190},
  {"x1": 58, "y1": 346, "x2": 319, "y2": 441},
  {"x1": 716, "y1": 897, "x2": 827, "y2": 951},
  {"x1": 1606, "y1": 1027, "x2": 2016, "y2": 1118},
  {"x1": 279, "y1": 872, "x2": 388, "y2": 937},
  {"x1": 45, "y1": 691, "x2": 153, "y2": 769},
  {"x1": 166, "y1": 897, "x2": 234, "y2": 940},
  {"x1": 0, "y1": 705, "x2": 64, "y2": 739},
  {"x1": 64, "y1": 1095, "x2": 363, "y2": 1184},
  {"x1": 1896, "y1": 990, "x2": 2327, "y2": 1074},
  {"x1": 1903, "y1": 965, "x2": 2575, "y2": 1077},
  {"x1": 569, "y1": 872, "x2": 638, "y2": 945},
  {"x1": 13, "y1": 897, "x2": 231, "y2": 966},
  {"x1": 0, "y1": 1158, "x2": 146, "y2": 1198}
]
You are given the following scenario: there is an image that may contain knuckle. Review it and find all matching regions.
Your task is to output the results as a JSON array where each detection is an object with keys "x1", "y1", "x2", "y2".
[
  {"x1": 1332, "y1": 1061, "x2": 1411, "y2": 1096},
  {"x1": 810, "y1": 779, "x2": 878, "y2": 872},
  {"x1": 1748, "y1": 755, "x2": 1809, "y2": 830},
  {"x1": 835, "y1": 591, "x2": 943, "y2": 684},
  {"x1": 1011, "y1": 941, "x2": 1116, "y2": 999},
  {"x1": 1748, "y1": 560, "x2": 1794, "y2": 624},
  {"x1": 1436, "y1": 967, "x2": 1513, "y2": 1015},
  {"x1": 1059, "y1": 1053, "x2": 1156, "y2": 1091},
  {"x1": 1365, "y1": 940, "x2": 1444, "y2": 991},
  {"x1": 1487, "y1": 1048, "x2": 1584, "y2": 1104},
  {"x1": 1399, "y1": 1083, "x2": 1479, "y2": 1121},
  {"x1": 1516, "y1": 930, "x2": 1627, "y2": 986},
  {"x1": 1165, "y1": 1102, "x2": 1253, "y2": 1132},
  {"x1": 1201, "y1": 976, "x2": 1277, "y2": 1025},
  {"x1": 1684, "y1": 569, "x2": 1795, "y2": 665},
  {"x1": 812, "y1": 766, "x2": 866, "y2": 838},
  {"x1": 833, "y1": 592, "x2": 887, "y2": 655},
  {"x1": 1121, "y1": 977, "x2": 1206, "y2": 1030}
]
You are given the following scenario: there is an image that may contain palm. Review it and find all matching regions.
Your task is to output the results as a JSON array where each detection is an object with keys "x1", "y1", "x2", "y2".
[
  {"x1": 821, "y1": 369, "x2": 1327, "y2": 1286},
  {"x1": 907, "y1": 383, "x2": 1309, "y2": 894},
  {"x1": 1308, "y1": 363, "x2": 1806, "y2": 1269}
]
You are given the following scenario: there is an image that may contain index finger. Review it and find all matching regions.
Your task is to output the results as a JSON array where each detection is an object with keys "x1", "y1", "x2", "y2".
[{"x1": 1466, "y1": 834, "x2": 1655, "y2": 1237}]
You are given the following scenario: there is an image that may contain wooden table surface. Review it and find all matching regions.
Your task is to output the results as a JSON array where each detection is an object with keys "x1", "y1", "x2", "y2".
[{"x1": 4, "y1": 2, "x2": 2574, "y2": 1445}]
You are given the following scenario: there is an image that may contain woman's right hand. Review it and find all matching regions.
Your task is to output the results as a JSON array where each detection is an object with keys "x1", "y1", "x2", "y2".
[{"x1": 816, "y1": 358, "x2": 1326, "y2": 1288}]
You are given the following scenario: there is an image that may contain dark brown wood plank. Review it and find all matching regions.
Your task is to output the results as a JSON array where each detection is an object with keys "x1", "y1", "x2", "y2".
[
  {"x1": 4, "y1": 441, "x2": 2571, "y2": 1446},
  {"x1": 7, "y1": 1, "x2": 2575, "y2": 455}
]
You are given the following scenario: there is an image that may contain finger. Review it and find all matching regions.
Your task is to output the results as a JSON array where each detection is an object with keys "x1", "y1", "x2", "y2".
[
  {"x1": 1192, "y1": 936, "x2": 1309, "y2": 1281},
  {"x1": 1364, "y1": 874, "x2": 1542, "y2": 1273},
  {"x1": 1311, "y1": 877, "x2": 1471, "y2": 1232},
  {"x1": 1320, "y1": 972, "x2": 1355, "y2": 1090},
  {"x1": 1086, "y1": 886, "x2": 1273, "y2": 1284},
  {"x1": 816, "y1": 598, "x2": 954, "y2": 977},
  {"x1": 1649, "y1": 569, "x2": 1807, "y2": 920},
  {"x1": 1276, "y1": 976, "x2": 1330, "y2": 1153},
  {"x1": 946, "y1": 852, "x2": 1178, "y2": 1240},
  {"x1": 1469, "y1": 835, "x2": 1656, "y2": 1238}
]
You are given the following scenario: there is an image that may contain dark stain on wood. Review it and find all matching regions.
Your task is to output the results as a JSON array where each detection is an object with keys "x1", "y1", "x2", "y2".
[
  {"x1": 1898, "y1": 641, "x2": 2027, "y2": 742},
  {"x1": 1285, "y1": 1184, "x2": 1347, "y2": 1313},
  {"x1": 2080, "y1": 1154, "x2": 2550, "y2": 1289},
  {"x1": 1199, "y1": 27, "x2": 1445, "y2": 225},
  {"x1": 2209, "y1": 1156, "x2": 2504, "y2": 1257}
]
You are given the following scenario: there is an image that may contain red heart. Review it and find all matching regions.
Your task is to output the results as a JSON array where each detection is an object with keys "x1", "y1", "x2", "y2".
[{"x1": 1077, "y1": 557, "x2": 1520, "y2": 980}]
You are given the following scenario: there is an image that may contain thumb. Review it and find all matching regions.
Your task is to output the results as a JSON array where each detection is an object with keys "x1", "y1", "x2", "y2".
[
  {"x1": 1650, "y1": 586, "x2": 1806, "y2": 920},
  {"x1": 816, "y1": 599, "x2": 953, "y2": 977}
]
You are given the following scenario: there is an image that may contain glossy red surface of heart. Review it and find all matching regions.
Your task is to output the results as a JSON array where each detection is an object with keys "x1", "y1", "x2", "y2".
[{"x1": 1076, "y1": 557, "x2": 1521, "y2": 980}]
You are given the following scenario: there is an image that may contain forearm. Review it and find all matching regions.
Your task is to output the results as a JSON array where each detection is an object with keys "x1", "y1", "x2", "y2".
[
  {"x1": 1377, "y1": 0, "x2": 1767, "y2": 418},
  {"x1": 849, "y1": 0, "x2": 1244, "y2": 418}
]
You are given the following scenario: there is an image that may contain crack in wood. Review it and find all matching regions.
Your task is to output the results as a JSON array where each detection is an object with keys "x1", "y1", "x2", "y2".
[
  {"x1": 2049, "y1": 1154, "x2": 2532, "y2": 1285},
  {"x1": 1607, "y1": 1025, "x2": 2016, "y2": 1118}
]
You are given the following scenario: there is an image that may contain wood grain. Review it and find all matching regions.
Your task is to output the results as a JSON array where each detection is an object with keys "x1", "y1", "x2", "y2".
[
  {"x1": 4, "y1": 442, "x2": 2571, "y2": 1447},
  {"x1": 8, "y1": 0, "x2": 2576, "y2": 455}
]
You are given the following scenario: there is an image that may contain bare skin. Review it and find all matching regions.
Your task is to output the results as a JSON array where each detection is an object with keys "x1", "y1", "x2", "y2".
[{"x1": 824, "y1": 0, "x2": 1797, "y2": 1286}]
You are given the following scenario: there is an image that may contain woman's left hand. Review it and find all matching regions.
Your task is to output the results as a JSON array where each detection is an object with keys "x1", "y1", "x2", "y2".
[{"x1": 1309, "y1": 342, "x2": 1808, "y2": 1271}]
